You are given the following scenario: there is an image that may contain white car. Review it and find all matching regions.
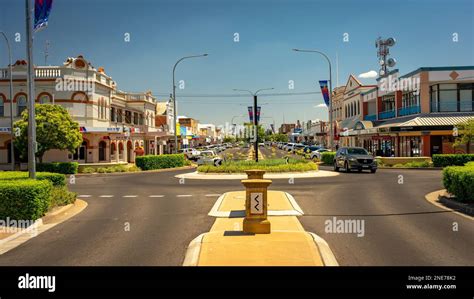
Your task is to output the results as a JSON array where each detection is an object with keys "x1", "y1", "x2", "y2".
[
  {"x1": 196, "y1": 150, "x2": 223, "y2": 166},
  {"x1": 179, "y1": 148, "x2": 201, "y2": 160},
  {"x1": 285, "y1": 143, "x2": 296, "y2": 152},
  {"x1": 310, "y1": 148, "x2": 330, "y2": 160}
]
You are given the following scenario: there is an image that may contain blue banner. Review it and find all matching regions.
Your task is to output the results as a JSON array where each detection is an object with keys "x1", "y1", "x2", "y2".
[
  {"x1": 248, "y1": 106, "x2": 253, "y2": 122},
  {"x1": 34, "y1": 0, "x2": 54, "y2": 32},
  {"x1": 319, "y1": 80, "x2": 330, "y2": 107},
  {"x1": 256, "y1": 106, "x2": 261, "y2": 122}
]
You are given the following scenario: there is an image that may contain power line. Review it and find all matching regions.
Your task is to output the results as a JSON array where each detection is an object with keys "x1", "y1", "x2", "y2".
[{"x1": 129, "y1": 91, "x2": 322, "y2": 98}]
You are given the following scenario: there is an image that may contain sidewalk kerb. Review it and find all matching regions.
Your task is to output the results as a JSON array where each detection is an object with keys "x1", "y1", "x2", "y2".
[
  {"x1": 182, "y1": 233, "x2": 206, "y2": 266},
  {"x1": 424, "y1": 190, "x2": 473, "y2": 221},
  {"x1": 308, "y1": 232, "x2": 339, "y2": 266}
]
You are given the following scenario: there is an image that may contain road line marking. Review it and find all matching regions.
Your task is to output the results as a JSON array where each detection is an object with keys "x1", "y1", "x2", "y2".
[
  {"x1": 100, "y1": 195, "x2": 114, "y2": 198},
  {"x1": 205, "y1": 194, "x2": 221, "y2": 197},
  {"x1": 177, "y1": 194, "x2": 192, "y2": 197},
  {"x1": 78, "y1": 195, "x2": 91, "y2": 198},
  {"x1": 149, "y1": 195, "x2": 165, "y2": 198},
  {"x1": 123, "y1": 195, "x2": 137, "y2": 198}
]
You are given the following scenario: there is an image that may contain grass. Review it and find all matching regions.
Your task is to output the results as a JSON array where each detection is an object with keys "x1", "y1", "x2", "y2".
[{"x1": 197, "y1": 158, "x2": 318, "y2": 173}]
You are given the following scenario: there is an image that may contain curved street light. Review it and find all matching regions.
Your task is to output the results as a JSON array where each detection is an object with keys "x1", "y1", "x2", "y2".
[
  {"x1": 292, "y1": 48, "x2": 334, "y2": 150},
  {"x1": 172, "y1": 54, "x2": 208, "y2": 153},
  {"x1": 232, "y1": 87, "x2": 274, "y2": 162}
]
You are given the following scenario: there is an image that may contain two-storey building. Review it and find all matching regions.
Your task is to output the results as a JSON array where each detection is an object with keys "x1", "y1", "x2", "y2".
[
  {"x1": 341, "y1": 66, "x2": 474, "y2": 156},
  {"x1": 0, "y1": 55, "x2": 172, "y2": 167}
]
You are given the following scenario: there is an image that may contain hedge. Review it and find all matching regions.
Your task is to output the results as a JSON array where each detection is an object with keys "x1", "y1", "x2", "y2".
[
  {"x1": 198, "y1": 159, "x2": 317, "y2": 173},
  {"x1": 37, "y1": 162, "x2": 78, "y2": 174},
  {"x1": 0, "y1": 171, "x2": 66, "y2": 187},
  {"x1": 0, "y1": 179, "x2": 52, "y2": 220},
  {"x1": 321, "y1": 152, "x2": 336, "y2": 165},
  {"x1": 432, "y1": 154, "x2": 474, "y2": 167},
  {"x1": 135, "y1": 154, "x2": 186, "y2": 171},
  {"x1": 442, "y1": 164, "x2": 474, "y2": 203}
]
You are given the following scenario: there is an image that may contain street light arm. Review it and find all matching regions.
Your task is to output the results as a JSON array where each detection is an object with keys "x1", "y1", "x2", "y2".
[
  {"x1": 254, "y1": 88, "x2": 274, "y2": 95},
  {"x1": 232, "y1": 89, "x2": 253, "y2": 96}
]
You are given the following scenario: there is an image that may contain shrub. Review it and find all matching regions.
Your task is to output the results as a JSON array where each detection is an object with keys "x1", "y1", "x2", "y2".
[
  {"x1": 392, "y1": 161, "x2": 432, "y2": 168},
  {"x1": 197, "y1": 158, "x2": 318, "y2": 173},
  {"x1": 321, "y1": 152, "x2": 336, "y2": 165},
  {"x1": 135, "y1": 154, "x2": 186, "y2": 170},
  {"x1": 0, "y1": 171, "x2": 65, "y2": 187},
  {"x1": 0, "y1": 179, "x2": 52, "y2": 220},
  {"x1": 432, "y1": 154, "x2": 474, "y2": 167},
  {"x1": 442, "y1": 164, "x2": 474, "y2": 203},
  {"x1": 37, "y1": 162, "x2": 79, "y2": 174},
  {"x1": 50, "y1": 186, "x2": 77, "y2": 208},
  {"x1": 127, "y1": 165, "x2": 140, "y2": 172},
  {"x1": 81, "y1": 167, "x2": 95, "y2": 174},
  {"x1": 97, "y1": 167, "x2": 108, "y2": 173}
]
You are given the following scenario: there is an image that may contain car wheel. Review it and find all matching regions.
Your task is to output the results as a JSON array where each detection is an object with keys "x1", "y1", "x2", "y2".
[
  {"x1": 358, "y1": 168, "x2": 362, "y2": 173},
  {"x1": 345, "y1": 161, "x2": 350, "y2": 173},
  {"x1": 334, "y1": 162, "x2": 339, "y2": 172},
  {"x1": 371, "y1": 169, "x2": 377, "y2": 173}
]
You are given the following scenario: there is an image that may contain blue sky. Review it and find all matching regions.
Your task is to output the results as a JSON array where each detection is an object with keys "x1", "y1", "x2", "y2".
[{"x1": 1, "y1": 0, "x2": 473, "y2": 128}]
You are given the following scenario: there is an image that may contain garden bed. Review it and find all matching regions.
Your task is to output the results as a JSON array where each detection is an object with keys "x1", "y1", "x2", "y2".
[{"x1": 197, "y1": 158, "x2": 318, "y2": 173}]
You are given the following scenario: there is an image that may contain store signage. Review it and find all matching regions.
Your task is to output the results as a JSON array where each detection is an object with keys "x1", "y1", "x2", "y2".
[
  {"x1": 80, "y1": 127, "x2": 122, "y2": 133},
  {"x1": 0, "y1": 127, "x2": 11, "y2": 133}
]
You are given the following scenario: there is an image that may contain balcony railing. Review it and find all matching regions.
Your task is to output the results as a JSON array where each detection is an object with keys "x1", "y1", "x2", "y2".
[
  {"x1": 364, "y1": 114, "x2": 377, "y2": 121},
  {"x1": 378, "y1": 110, "x2": 396, "y2": 120},
  {"x1": 398, "y1": 105, "x2": 420, "y2": 116},
  {"x1": 430, "y1": 100, "x2": 474, "y2": 112}
]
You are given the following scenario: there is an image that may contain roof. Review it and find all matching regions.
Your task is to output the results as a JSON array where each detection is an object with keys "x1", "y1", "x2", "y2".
[
  {"x1": 377, "y1": 112, "x2": 474, "y2": 128},
  {"x1": 399, "y1": 66, "x2": 474, "y2": 79}
]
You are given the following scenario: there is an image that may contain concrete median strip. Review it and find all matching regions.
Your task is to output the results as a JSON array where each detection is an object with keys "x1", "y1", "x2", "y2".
[
  {"x1": 176, "y1": 170, "x2": 339, "y2": 180},
  {"x1": 185, "y1": 190, "x2": 338, "y2": 266}
]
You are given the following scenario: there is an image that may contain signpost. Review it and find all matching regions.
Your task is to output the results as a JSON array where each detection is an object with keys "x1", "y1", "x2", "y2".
[{"x1": 241, "y1": 170, "x2": 272, "y2": 234}]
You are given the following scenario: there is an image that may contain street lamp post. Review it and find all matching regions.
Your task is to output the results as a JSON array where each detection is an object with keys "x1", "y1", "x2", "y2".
[
  {"x1": 0, "y1": 32, "x2": 15, "y2": 171},
  {"x1": 172, "y1": 54, "x2": 208, "y2": 154},
  {"x1": 233, "y1": 88, "x2": 274, "y2": 162},
  {"x1": 292, "y1": 48, "x2": 334, "y2": 150}
]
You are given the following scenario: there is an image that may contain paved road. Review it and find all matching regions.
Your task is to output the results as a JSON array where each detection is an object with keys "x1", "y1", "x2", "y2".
[{"x1": 0, "y1": 148, "x2": 472, "y2": 266}]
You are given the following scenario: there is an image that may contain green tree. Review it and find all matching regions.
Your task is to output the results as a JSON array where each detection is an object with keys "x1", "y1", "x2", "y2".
[
  {"x1": 267, "y1": 133, "x2": 288, "y2": 142},
  {"x1": 14, "y1": 104, "x2": 83, "y2": 162},
  {"x1": 454, "y1": 119, "x2": 474, "y2": 153},
  {"x1": 223, "y1": 136, "x2": 236, "y2": 143}
]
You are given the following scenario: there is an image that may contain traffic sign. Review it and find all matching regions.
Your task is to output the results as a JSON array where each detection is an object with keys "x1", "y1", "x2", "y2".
[{"x1": 250, "y1": 192, "x2": 263, "y2": 214}]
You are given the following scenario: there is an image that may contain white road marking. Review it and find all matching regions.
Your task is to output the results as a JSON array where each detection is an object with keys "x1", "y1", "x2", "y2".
[
  {"x1": 99, "y1": 195, "x2": 114, "y2": 198},
  {"x1": 177, "y1": 195, "x2": 192, "y2": 197},
  {"x1": 123, "y1": 195, "x2": 137, "y2": 198},
  {"x1": 205, "y1": 194, "x2": 221, "y2": 197},
  {"x1": 78, "y1": 195, "x2": 91, "y2": 198},
  {"x1": 149, "y1": 195, "x2": 165, "y2": 198}
]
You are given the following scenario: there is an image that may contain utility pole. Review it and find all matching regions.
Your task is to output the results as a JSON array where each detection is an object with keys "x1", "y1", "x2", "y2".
[
  {"x1": 233, "y1": 88, "x2": 274, "y2": 162},
  {"x1": 26, "y1": 0, "x2": 36, "y2": 178}
]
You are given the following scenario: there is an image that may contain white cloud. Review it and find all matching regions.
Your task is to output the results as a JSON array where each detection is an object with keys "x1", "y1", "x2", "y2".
[
  {"x1": 358, "y1": 70, "x2": 378, "y2": 79},
  {"x1": 314, "y1": 103, "x2": 327, "y2": 108}
]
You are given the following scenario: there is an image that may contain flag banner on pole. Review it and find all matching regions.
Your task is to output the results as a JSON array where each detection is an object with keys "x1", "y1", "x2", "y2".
[
  {"x1": 34, "y1": 0, "x2": 53, "y2": 32},
  {"x1": 319, "y1": 80, "x2": 330, "y2": 107},
  {"x1": 256, "y1": 106, "x2": 261, "y2": 122},
  {"x1": 270, "y1": 124, "x2": 275, "y2": 133},
  {"x1": 248, "y1": 106, "x2": 253, "y2": 122}
]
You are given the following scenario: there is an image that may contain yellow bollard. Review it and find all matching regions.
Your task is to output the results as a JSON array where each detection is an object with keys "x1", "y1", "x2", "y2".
[{"x1": 241, "y1": 170, "x2": 271, "y2": 234}]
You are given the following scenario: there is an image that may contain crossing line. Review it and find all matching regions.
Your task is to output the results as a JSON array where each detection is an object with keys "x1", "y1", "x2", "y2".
[
  {"x1": 177, "y1": 195, "x2": 193, "y2": 198},
  {"x1": 149, "y1": 195, "x2": 165, "y2": 198}
]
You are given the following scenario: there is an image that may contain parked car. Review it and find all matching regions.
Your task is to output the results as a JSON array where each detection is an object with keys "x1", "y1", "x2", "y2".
[
  {"x1": 284, "y1": 143, "x2": 295, "y2": 151},
  {"x1": 303, "y1": 145, "x2": 321, "y2": 154},
  {"x1": 292, "y1": 143, "x2": 306, "y2": 153},
  {"x1": 196, "y1": 150, "x2": 222, "y2": 166},
  {"x1": 310, "y1": 148, "x2": 329, "y2": 160},
  {"x1": 258, "y1": 142, "x2": 265, "y2": 147},
  {"x1": 179, "y1": 148, "x2": 201, "y2": 160},
  {"x1": 333, "y1": 147, "x2": 377, "y2": 173}
]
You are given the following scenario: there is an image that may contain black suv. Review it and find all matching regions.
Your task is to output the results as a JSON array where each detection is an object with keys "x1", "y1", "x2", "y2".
[{"x1": 334, "y1": 147, "x2": 377, "y2": 173}]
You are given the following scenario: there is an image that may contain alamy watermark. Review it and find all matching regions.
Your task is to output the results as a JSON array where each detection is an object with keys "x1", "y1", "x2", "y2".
[
  {"x1": 325, "y1": 216, "x2": 365, "y2": 237},
  {"x1": 0, "y1": 217, "x2": 38, "y2": 237},
  {"x1": 379, "y1": 74, "x2": 420, "y2": 95}
]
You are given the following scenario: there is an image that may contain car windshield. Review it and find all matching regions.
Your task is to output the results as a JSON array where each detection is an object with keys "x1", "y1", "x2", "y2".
[{"x1": 347, "y1": 148, "x2": 369, "y2": 155}]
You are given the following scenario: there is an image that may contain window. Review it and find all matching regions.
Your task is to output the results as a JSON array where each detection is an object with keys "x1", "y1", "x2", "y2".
[
  {"x1": 117, "y1": 109, "x2": 123, "y2": 123},
  {"x1": 125, "y1": 111, "x2": 131, "y2": 124},
  {"x1": 133, "y1": 112, "x2": 138, "y2": 125},
  {"x1": 38, "y1": 93, "x2": 52, "y2": 104},
  {"x1": 17, "y1": 95, "x2": 27, "y2": 116},
  {"x1": 430, "y1": 83, "x2": 474, "y2": 112},
  {"x1": 402, "y1": 91, "x2": 419, "y2": 107},
  {"x1": 0, "y1": 94, "x2": 4, "y2": 117},
  {"x1": 111, "y1": 107, "x2": 116, "y2": 122},
  {"x1": 357, "y1": 101, "x2": 360, "y2": 115}
]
